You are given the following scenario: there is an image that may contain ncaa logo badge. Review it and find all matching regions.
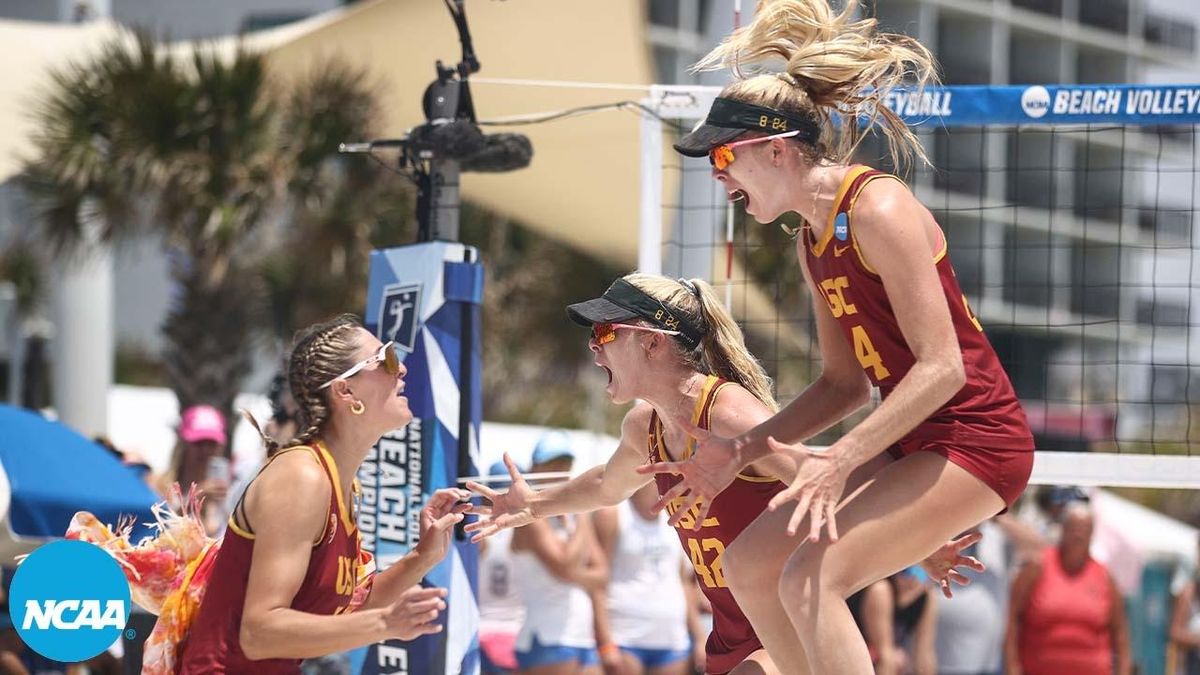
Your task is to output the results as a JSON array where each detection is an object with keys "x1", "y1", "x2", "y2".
[
  {"x1": 379, "y1": 282, "x2": 422, "y2": 354},
  {"x1": 10, "y1": 540, "x2": 131, "y2": 662},
  {"x1": 834, "y1": 212, "x2": 849, "y2": 241},
  {"x1": 1022, "y1": 86, "x2": 1051, "y2": 119}
]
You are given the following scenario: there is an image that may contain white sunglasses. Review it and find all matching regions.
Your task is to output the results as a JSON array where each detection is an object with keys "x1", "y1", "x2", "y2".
[{"x1": 318, "y1": 342, "x2": 399, "y2": 390}]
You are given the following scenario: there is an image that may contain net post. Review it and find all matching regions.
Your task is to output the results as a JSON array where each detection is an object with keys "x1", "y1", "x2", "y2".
[{"x1": 640, "y1": 88, "x2": 665, "y2": 276}]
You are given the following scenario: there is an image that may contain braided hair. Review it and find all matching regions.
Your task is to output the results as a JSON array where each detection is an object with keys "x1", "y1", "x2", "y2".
[{"x1": 246, "y1": 314, "x2": 364, "y2": 454}]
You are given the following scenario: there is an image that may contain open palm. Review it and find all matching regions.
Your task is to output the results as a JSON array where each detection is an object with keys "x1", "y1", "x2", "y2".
[
  {"x1": 635, "y1": 418, "x2": 742, "y2": 529},
  {"x1": 463, "y1": 453, "x2": 537, "y2": 543}
]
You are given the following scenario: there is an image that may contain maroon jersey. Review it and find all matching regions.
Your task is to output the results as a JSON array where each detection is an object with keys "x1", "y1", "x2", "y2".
[
  {"x1": 802, "y1": 165, "x2": 1033, "y2": 451},
  {"x1": 177, "y1": 442, "x2": 364, "y2": 674},
  {"x1": 650, "y1": 375, "x2": 784, "y2": 674}
]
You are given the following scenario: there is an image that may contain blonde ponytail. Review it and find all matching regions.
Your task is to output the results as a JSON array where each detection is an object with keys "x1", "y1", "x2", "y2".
[
  {"x1": 696, "y1": 0, "x2": 938, "y2": 172},
  {"x1": 624, "y1": 274, "x2": 778, "y2": 411}
]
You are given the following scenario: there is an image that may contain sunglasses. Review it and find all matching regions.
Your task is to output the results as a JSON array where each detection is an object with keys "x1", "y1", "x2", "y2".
[
  {"x1": 709, "y1": 130, "x2": 801, "y2": 170},
  {"x1": 591, "y1": 322, "x2": 682, "y2": 346},
  {"x1": 319, "y1": 341, "x2": 400, "y2": 390}
]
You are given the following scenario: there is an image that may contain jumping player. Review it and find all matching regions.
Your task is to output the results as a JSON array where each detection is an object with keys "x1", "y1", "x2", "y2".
[
  {"x1": 640, "y1": 2, "x2": 1035, "y2": 673},
  {"x1": 466, "y1": 275, "x2": 981, "y2": 675}
]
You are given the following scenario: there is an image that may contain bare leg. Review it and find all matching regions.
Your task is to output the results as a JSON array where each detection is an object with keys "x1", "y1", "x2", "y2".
[
  {"x1": 521, "y1": 660, "x2": 582, "y2": 675},
  {"x1": 723, "y1": 454, "x2": 891, "y2": 675},
  {"x1": 778, "y1": 452, "x2": 1004, "y2": 675},
  {"x1": 726, "y1": 649, "x2": 781, "y2": 675},
  {"x1": 647, "y1": 654, "x2": 688, "y2": 675}
]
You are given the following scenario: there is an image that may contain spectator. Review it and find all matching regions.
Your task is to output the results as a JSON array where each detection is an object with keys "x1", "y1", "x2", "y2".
[
  {"x1": 848, "y1": 567, "x2": 938, "y2": 675},
  {"x1": 510, "y1": 433, "x2": 607, "y2": 674},
  {"x1": 1005, "y1": 501, "x2": 1132, "y2": 675},
  {"x1": 156, "y1": 404, "x2": 230, "y2": 536},
  {"x1": 1170, "y1": 535, "x2": 1200, "y2": 675},
  {"x1": 593, "y1": 482, "x2": 699, "y2": 675},
  {"x1": 480, "y1": 460, "x2": 526, "y2": 675},
  {"x1": 935, "y1": 514, "x2": 1045, "y2": 675}
]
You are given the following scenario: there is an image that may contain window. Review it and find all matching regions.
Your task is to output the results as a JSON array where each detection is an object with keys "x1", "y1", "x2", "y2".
[{"x1": 1145, "y1": 14, "x2": 1196, "y2": 53}]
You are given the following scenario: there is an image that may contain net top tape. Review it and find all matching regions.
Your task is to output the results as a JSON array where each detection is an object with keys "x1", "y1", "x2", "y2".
[{"x1": 883, "y1": 84, "x2": 1200, "y2": 127}]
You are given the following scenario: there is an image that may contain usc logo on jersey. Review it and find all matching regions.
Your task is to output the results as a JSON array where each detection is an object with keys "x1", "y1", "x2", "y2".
[
  {"x1": 334, "y1": 556, "x2": 357, "y2": 597},
  {"x1": 664, "y1": 496, "x2": 720, "y2": 531}
]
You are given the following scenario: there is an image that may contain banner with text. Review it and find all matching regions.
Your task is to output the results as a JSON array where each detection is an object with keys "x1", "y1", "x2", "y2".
[
  {"x1": 882, "y1": 84, "x2": 1200, "y2": 127},
  {"x1": 354, "y1": 241, "x2": 483, "y2": 675}
]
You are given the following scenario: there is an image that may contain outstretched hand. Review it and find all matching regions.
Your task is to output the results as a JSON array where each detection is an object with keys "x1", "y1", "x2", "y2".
[
  {"x1": 462, "y1": 453, "x2": 537, "y2": 543},
  {"x1": 634, "y1": 416, "x2": 743, "y2": 530},
  {"x1": 414, "y1": 488, "x2": 471, "y2": 564},
  {"x1": 920, "y1": 531, "x2": 986, "y2": 599},
  {"x1": 765, "y1": 438, "x2": 852, "y2": 542}
]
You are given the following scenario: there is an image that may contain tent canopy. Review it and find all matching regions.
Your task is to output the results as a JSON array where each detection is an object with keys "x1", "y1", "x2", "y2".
[{"x1": 0, "y1": 404, "x2": 158, "y2": 545}]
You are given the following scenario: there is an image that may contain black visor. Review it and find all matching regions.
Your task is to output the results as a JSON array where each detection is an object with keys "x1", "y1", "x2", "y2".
[
  {"x1": 673, "y1": 97, "x2": 820, "y2": 157},
  {"x1": 566, "y1": 279, "x2": 703, "y2": 350}
]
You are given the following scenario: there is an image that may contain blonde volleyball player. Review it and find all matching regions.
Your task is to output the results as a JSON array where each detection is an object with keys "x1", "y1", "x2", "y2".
[
  {"x1": 467, "y1": 274, "x2": 981, "y2": 675},
  {"x1": 641, "y1": 2, "x2": 1035, "y2": 673}
]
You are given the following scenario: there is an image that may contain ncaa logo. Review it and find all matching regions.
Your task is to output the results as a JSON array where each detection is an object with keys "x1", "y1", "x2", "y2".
[
  {"x1": 380, "y1": 282, "x2": 422, "y2": 354},
  {"x1": 833, "y1": 212, "x2": 849, "y2": 241},
  {"x1": 1021, "y1": 86, "x2": 1051, "y2": 119},
  {"x1": 9, "y1": 540, "x2": 131, "y2": 662}
]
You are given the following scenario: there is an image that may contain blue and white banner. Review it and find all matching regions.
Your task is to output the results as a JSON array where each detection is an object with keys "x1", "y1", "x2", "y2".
[
  {"x1": 882, "y1": 84, "x2": 1200, "y2": 127},
  {"x1": 354, "y1": 241, "x2": 483, "y2": 675}
]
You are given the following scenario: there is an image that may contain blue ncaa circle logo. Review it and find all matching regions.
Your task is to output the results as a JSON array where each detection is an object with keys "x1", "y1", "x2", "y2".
[{"x1": 9, "y1": 540, "x2": 131, "y2": 662}]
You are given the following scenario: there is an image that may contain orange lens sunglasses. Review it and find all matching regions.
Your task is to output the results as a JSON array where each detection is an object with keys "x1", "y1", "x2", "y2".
[
  {"x1": 592, "y1": 322, "x2": 682, "y2": 346},
  {"x1": 708, "y1": 130, "x2": 801, "y2": 170}
]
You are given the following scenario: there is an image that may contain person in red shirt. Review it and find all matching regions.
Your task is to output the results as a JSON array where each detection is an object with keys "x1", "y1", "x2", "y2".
[
  {"x1": 466, "y1": 274, "x2": 979, "y2": 675},
  {"x1": 638, "y1": 1, "x2": 1035, "y2": 673},
  {"x1": 176, "y1": 314, "x2": 468, "y2": 673},
  {"x1": 1005, "y1": 501, "x2": 1132, "y2": 675}
]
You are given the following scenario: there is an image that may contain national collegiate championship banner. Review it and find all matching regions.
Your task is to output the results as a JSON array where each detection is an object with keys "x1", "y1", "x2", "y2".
[
  {"x1": 354, "y1": 241, "x2": 483, "y2": 675},
  {"x1": 883, "y1": 83, "x2": 1200, "y2": 127}
]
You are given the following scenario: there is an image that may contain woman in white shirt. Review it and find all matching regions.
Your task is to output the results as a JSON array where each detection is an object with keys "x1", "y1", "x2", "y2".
[{"x1": 593, "y1": 483, "x2": 706, "y2": 675}]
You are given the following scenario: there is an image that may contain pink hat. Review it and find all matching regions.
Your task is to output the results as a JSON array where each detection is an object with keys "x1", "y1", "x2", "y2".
[{"x1": 179, "y1": 405, "x2": 227, "y2": 445}]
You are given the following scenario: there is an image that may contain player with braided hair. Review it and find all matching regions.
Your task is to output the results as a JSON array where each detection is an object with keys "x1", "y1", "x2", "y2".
[{"x1": 177, "y1": 314, "x2": 469, "y2": 673}]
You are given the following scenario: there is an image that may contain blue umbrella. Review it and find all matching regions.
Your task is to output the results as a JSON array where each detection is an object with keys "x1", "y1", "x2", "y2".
[{"x1": 0, "y1": 405, "x2": 159, "y2": 542}]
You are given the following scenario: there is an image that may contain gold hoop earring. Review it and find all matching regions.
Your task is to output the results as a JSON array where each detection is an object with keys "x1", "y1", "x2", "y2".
[{"x1": 350, "y1": 401, "x2": 365, "y2": 416}]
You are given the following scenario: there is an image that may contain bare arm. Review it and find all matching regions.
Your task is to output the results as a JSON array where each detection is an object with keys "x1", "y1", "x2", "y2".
[
  {"x1": 707, "y1": 385, "x2": 797, "y2": 480},
  {"x1": 682, "y1": 562, "x2": 707, "y2": 662},
  {"x1": 725, "y1": 245, "x2": 874, "y2": 467},
  {"x1": 570, "y1": 514, "x2": 610, "y2": 592},
  {"x1": 815, "y1": 182, "x2": 965, "y2": 470},
  {"x1": 359, "y1": 488, "x2": 468, "y2": 612},
  {"x1": 993, "y1": 513, "x2": 1050, "y2": 563},
  {"x1": 1109, "y1": 573, "x2": 1132, "y2": 675},
  {"x1": 862, "y1": 582, "x2": 898, "y2": 675},
  {"x1": 467, "y1": 406, "x2": 654, "y2": 543},
  {"x1": 512, "y1": 514, "x2": 594, "y2": 584},
  {"x1": 1004, "y1": 560, "x2": 1041, "y2": 675},
  {"x1": 238, "y1": 453, "x2": 443, "y2": 660},
  {"x1": 531, "y1": 406, "x2": 655, "y2": 518},
  {"x1": 1172, "y1": 582, "x2": 1200, "y2": 648},
  {"x1": 913, "y1": 589, "x2": 939, "y2": 675},
  {"x1": 591, "y1": 508, "x2": 619, "y2": 662}
]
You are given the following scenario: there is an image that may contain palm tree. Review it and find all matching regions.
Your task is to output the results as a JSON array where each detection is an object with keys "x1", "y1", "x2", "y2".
[
  {"x1": 21, "y1": 33, "x2": 392, "y2": 429},
  {"x1": 260, "y1": 62, "x2": 416, "y2": 342}
]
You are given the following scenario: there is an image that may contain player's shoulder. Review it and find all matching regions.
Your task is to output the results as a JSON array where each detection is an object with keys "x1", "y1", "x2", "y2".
[
  {"x1": 708, "y1": 382, "x2": 773, "y2": 438},
  {"x1": 851, "y1": 169, "x2": 916, "y2": 217},
  {"x1": 257, "y1": 447, "x2": 330, "y2": 500},
  {"x1": 620, "y1": 401, "x2": 656, "y2": 438}
]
